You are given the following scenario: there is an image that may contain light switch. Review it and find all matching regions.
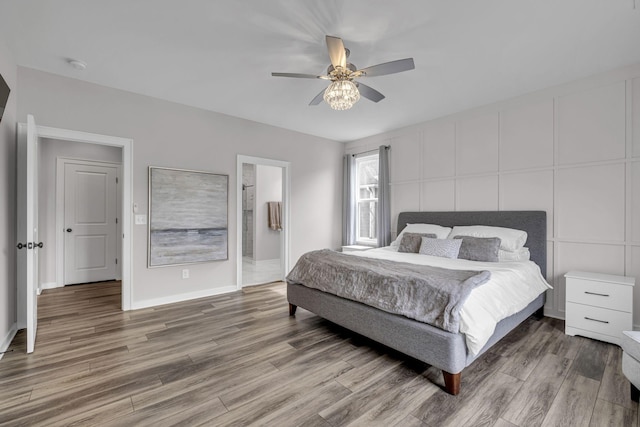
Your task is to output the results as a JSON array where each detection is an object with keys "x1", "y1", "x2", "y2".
[{"x1": 135, "y1": 214, "x2": 147, "y2": 225}]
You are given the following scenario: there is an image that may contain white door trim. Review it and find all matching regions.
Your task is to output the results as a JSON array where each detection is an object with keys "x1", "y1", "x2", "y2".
[
  {"x1": 236, "y1": 155, "x2": 291, "y2": 290},
  {"x1": 35, "y1": 125, "x2": 133, "y2": 311},
  {"x1": 56, "y1": 158, "x2": 122, "y2": 288}
]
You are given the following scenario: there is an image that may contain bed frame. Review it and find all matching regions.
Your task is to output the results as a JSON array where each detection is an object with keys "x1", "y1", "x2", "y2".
[{"x1": 287, "y1": 211, "x2": 547, "y2": 395}]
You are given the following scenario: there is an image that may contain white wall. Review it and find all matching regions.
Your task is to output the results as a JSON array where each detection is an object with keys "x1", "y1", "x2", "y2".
[
  {"x1": 346, "y1": 63, "x2": 640, "y2": 324},
  {"x1": 254, "y1": 165, "x2": 282, "y2": 261},
  {"x1": 0, "y1": 40, "x2": 17, "y2": 355},
  {"x1": 18, "y1": 67, "x2": 343, "y2": 308},
  {"x1": 37, "y1": 139, "x2": 122, "y2": 287}
]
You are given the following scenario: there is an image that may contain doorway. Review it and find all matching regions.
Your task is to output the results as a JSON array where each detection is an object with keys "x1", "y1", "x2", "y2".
[
  {"x1": 18, "y1": 121, "x2": 133, "y2": 318},
  {"x1": 236, "y1": 155, "x2": 290, "y2": 289},
  {"x1": 17, "y1": 118, "x2": 133, "y2": 353},
  {"x1": 59, "y1": 159, "x2": 121, "y2": 286},
  {"x1": 242, "y1": 163, "x2": 282, "y2": 286}
]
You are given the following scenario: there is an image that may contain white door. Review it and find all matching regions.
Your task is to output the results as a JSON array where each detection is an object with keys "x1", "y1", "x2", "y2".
[
  {"x1": 17, "y1": 115, "x2": 39, "y2": 353},
  {"x1": 64, "y1": 163, "x2": 118, "y2": 285}
]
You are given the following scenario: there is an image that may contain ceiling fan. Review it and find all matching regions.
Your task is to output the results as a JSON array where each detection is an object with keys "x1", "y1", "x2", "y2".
[{"x1": 272, "y1": 35, "x2": 415, "y2": 110}]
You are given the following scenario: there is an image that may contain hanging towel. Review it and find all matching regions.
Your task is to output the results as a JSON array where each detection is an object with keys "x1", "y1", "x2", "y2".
[{"x1": 267, "y1": 201, "x2": 282, "y2": 231}]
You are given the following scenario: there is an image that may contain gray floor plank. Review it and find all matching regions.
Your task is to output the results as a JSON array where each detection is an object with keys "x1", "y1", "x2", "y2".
[
  {"x1": 589, "y1": 398, "x2": 637, "y2": 427},
  {"x1": 598, "y1": 345, "x2": 636, "y2": 410},
  {"x1": 541, "y1": 373, "x2": 600, "y2": 427},
  {"x1": 501, "y1": 352, "x2": 573, "y2": 427},
  {"x1": 570, "y1": 338, "x2": 610, "y2": 382}
]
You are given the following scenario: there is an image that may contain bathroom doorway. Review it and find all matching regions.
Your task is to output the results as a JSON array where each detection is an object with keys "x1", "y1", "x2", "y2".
[{"x1": 236, "y1": 155, "x2": 290, "y2": 288}]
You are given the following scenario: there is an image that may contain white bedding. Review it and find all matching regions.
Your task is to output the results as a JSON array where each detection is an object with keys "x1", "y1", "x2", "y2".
[{"x1": 345, "y1": 247, "x2": 552, "y2": 355}]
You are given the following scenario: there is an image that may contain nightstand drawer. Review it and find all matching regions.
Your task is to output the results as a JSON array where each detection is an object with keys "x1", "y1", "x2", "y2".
[
  {"x1": 566, "y1": 277, "x2": 632, "y2": 312},
  {"x1": 565, "y1": 302, "x2": 632, "y2": 337}
]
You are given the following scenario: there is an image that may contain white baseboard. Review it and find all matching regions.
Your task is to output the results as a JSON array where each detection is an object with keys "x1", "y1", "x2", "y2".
[
  {"x1": 131, "y1": 285, "x2": 238, "y2": 310},
  {"x1": 40, "y1": 282, "x2": 59, "y2": 291},
  {"x1": 0, "y1": 323, "x2": 18, "y2": 361},
  {"x1": 543, "y1": 312, "x2": 564, "y2": 320},
  {"x1": 242, "y1": 280, "x2": 283, "y2": 288}
]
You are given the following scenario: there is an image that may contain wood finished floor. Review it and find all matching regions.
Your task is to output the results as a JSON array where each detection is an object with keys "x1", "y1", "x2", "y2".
[{"x1": 0, "y1": 281, "x2": 637, "y2": 426}]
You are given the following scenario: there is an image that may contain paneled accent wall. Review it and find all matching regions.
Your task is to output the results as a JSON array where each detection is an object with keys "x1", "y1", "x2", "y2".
[{"x1": 346, "y1": 63, "x2": 640, "y2": 323}]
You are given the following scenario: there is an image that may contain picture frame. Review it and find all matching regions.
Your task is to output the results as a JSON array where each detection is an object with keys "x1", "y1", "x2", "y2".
[{"x1": 148, "y1": 166, "x2": 228, "y2": 267}]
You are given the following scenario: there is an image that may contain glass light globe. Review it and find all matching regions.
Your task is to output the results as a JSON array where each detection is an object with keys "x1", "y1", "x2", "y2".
[{"x1": 323, "y1": 80, "x2": 360, "y2": 110}]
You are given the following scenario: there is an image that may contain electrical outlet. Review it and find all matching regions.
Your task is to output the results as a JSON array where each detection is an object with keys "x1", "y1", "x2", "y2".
[{"x1": 182, "y1": 269, "x2": 189, "y2": 279}]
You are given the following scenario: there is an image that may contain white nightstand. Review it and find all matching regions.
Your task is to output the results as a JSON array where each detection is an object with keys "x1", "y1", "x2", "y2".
[
  {"x1": 565, "y1": 270, "x2": 635, "y2": 346},
  {"x1": 341, "y1": 245, "x2": 374, "y2": 253}
]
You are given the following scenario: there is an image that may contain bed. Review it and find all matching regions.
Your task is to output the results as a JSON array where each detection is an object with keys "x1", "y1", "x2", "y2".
[{"x1": 286, "y1": 211, "x2": 549, "y2": 395}]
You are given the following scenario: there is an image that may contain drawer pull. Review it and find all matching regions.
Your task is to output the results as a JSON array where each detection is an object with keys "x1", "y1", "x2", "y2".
[
  {"x1": 584, "y1": 317, "x2": 609, "y2": 324},
  {"x1": 584, "y1": 291, "x2": 609, "y2": 297}
]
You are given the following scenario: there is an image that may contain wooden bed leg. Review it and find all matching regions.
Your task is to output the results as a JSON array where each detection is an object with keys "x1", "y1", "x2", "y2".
[
  {"x1": 288, "y1": 303, "x2": 297, "y2": 316},
  {"x1": 443, "y1": 371, "x2": 461, "y2": 395}
]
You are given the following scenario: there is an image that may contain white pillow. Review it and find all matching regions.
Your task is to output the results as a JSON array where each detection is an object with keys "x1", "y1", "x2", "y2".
[
  {"x1": 498, "y1": 248, "x2": 530, "y2": 262},
  {"x1": 390, "y1": 223, "x2": 453, "y2": 248},
  {"x1": 419, "y1": 237, "x2": 462, "y2": 259},
  {"x1": 448, "y1": 225, "x2": 527, "y2": 252}
]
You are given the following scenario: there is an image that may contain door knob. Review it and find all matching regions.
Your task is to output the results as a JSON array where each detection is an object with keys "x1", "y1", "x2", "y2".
[
  {"x1": 17, "y1": 243, "x2": 26, "y2": 249},
  {"x1": 36, "y1": 242, "x2": 44, "y2": 248},
  {"x1": 66, "y1": 228, "x2": 72, "y2": 233}
]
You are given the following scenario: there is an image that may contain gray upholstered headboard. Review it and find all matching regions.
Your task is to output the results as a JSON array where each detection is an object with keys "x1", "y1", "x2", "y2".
[{"x1": 397, "y1": 211, "x2": 547, "y2": 279}]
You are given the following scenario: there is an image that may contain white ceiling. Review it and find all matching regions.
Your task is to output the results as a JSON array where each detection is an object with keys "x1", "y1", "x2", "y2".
[{"x1": 1, "y1": 0, "x2": 639, "y2": 142}]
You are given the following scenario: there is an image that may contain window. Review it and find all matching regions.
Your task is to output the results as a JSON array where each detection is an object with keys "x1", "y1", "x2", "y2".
[{"x1": 355, "y1": 153, "x2": 379, "y2": 245}]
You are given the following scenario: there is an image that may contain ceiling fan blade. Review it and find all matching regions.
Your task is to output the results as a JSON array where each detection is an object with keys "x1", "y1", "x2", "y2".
[
  {"x1": 356, "y1": 82, "x2": 385, "y2": 103},
  {"x1": 272, "y1": 72, "x2": 328, "y2": 79},
  {"x1": 356, "y1": 58, "x2": 415, "y2": 77},
  {"x1": 326, "y1": 35, "x2": 347, "y2": 69},
  {"x1": 309, "y1": 88, "x2": 325, "y2": 106}
]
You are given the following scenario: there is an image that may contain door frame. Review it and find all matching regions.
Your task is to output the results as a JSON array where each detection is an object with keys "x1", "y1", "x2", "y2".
[
  {"x1": 56, "y1": 158, "x2": 122, "y2": 288},
  {"x1": 34, "y1": 125, "x2": 133, "y2": 310},
  {"x1": 236, "y1": 155, "x2": 290, "y2": 290}
]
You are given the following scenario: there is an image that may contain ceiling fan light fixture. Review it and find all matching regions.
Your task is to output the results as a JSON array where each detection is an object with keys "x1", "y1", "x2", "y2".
[
  {"x1": 273, "y1": 35, "x2": 414, "y2": 109},
  {"x1": 323, "y1": 80, "x2": 360, "y2": 110}
]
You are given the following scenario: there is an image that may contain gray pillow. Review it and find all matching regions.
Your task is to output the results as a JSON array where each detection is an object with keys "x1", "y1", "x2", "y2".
[
  {"x1": 398, "y1": 233, "x2": 437, "y2": 253},
  {"x1": 419, "y1": 237, "x2": 462, "y2": 259},
  {"x1": 453, "y1": 235, "x2": 501, "y2": 262}
]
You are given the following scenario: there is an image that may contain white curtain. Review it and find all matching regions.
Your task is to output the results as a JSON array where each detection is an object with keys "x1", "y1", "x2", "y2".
[
  {"x1": 377, "y1": 145, "x2": 391, "y2": 247},
  {"x1": 342, "y1": 154, "x2": 356, "y2": 245}
]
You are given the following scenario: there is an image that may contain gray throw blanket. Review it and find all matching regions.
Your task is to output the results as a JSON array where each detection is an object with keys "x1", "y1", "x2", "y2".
[{"x1": 287, "y1": 249, "x2": 491, "y2": 333}]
